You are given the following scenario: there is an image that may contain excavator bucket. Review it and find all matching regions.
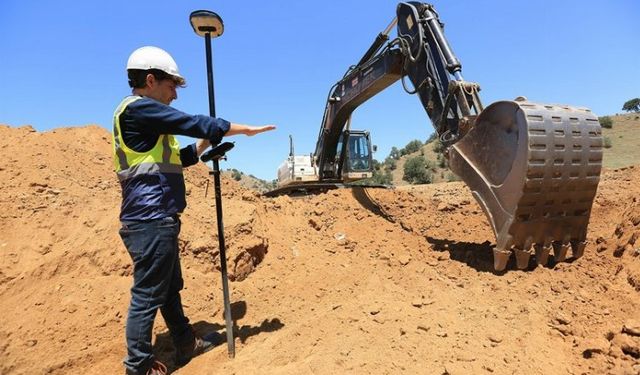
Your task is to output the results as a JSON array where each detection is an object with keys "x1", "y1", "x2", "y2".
[{"x1": 448, "y1": 99, "x2": 603, "y2": 271}]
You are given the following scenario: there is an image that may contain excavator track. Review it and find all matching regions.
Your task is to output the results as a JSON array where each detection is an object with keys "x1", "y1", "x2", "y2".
[{"x1": 448, "y1": 100, "x2": 603, "y2": 271}]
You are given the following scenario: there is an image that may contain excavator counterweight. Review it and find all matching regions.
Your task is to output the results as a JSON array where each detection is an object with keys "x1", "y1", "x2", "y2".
[{"x1": 268, "y1": 2, "x2": 602, "y2": 271}]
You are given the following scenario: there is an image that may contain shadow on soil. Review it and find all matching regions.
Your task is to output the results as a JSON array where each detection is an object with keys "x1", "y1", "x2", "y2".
[
  {"x1": 350, "y1": 186, "x2": 395, "y2": 223},
  {"x1": 153, "y1": 300, "x2": 284, "y2": 373},
  {"x1": 427, "y1": 237, "x2": 502, "y2": 273},
  {"x1": 427, "y1": 237, "x2": 565, "y2": 273}
]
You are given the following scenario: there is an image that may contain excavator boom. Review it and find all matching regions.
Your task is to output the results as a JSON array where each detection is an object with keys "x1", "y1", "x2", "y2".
[{"x1": 272, "y1": 2, "x2": 603, "y2": 271}]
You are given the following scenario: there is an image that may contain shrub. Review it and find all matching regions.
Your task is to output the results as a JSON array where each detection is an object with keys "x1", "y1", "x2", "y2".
[
  {"x1": 403, "y1": 156, "x2": 433, "y2": 184},
  {"x1": 432, "y1": 139, "x2": 444, "y2": 153},
  {"x1": 384, "y1": 156, "x2": 397, "y2": 171},
  {"x1": 446, "y1": 173, "x2": 460, "y2": 182},
  {"x1": 599, "y1": 116, "x2": 613, "y2": 129},
  {"x1": 437, "y1": 153, "x2": 447, "y2": 168},
  {"x1": 231, "y1": 169, "x2": 243, "y2": 181},
  {"x1": 424, "y1": 159, "x2": 436, "y2": 172},
  {"x1": 603, "y1": 136, "x2": 612, "y2": 149},
  {"x1": 401, "y1": 139, "x2": 423, "y2": 156},
  {"x1": 372, "y1": 170, "x2": 393, "y2": 185}
]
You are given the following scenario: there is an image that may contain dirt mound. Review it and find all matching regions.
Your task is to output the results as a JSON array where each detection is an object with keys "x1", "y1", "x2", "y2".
[{"x1": 0, "y1": 125, "x2": 639, "y2": 374}]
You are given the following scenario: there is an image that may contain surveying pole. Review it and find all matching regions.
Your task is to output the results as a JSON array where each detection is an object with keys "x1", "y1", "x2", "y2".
[{"x1": 189, "y1": 9, "x2": 236, "y2": 359}]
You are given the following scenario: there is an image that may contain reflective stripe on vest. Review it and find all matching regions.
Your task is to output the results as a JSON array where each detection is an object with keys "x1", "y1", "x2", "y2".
[{"x1": 112, "y1": 96, "x2": 182, "y2": 181}]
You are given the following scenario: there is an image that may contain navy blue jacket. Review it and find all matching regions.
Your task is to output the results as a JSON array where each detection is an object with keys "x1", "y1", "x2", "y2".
[{"x1": 117, "y1": 97, "x2": 230, "y2": 221}]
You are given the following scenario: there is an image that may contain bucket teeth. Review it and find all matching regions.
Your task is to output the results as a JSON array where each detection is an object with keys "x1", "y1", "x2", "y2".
[
  {"x1": 534, "y1": 244, "x2": 552, "y2": 265},
  {"x1": 571, "y1": 240, "x2": 586, "y2": 259},
  {"x1": 493, "y1": 248, "x2": 511, "y2": 271},
  {"x1": 552, "y1": 241, "x2": 570, "y2": 262},
  {"x1": 514, "y1": 248, "x2": 533, "y2": 270}
]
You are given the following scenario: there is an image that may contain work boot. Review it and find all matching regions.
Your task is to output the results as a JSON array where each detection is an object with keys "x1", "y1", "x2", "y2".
[
  {"x1": 146, "y1": 361, "x2": 167, "y2": 375},
  {"x1": 175, "y1": 332, "x2": 223, "y2": 366},
  {"x1": 125, "y1": 360, "x2": 167, "y2": 375}
]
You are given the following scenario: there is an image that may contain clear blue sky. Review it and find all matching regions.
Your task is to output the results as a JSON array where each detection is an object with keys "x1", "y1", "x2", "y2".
[{"x1": 1, "y1": 1, "x2": 638, "y2": 180}]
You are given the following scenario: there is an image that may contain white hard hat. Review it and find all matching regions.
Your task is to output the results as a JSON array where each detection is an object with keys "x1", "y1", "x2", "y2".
[{"x1": 126, "y1": 46, "x2": 184, "y2": 82}]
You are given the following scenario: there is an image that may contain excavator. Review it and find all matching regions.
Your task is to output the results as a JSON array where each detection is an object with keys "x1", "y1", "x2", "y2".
[{"x1": 268, "y1": 2, "x2": 603, "y2": 271}]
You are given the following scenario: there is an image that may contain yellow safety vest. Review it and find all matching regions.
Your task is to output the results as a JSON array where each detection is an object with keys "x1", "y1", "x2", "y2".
[{"x1": 112, "y1": 96, "x2": 182, "y2": 181}]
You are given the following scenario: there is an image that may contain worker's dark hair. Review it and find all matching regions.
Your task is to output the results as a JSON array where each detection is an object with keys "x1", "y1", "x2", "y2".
[{"x1": 127, "y1": 69, "x2": 186, "y2": 88}]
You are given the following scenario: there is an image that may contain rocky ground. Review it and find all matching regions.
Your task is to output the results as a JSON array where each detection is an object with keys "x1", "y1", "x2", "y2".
[{"x1": 0, "y1": 124, "x2": 638, "y2": 374}]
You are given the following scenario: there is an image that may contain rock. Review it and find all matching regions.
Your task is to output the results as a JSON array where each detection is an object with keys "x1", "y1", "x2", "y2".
[
  {"x1": 487, "y1": 334, "x2": 503, "y2": 344},
  {"x1": 436, "y1": 330, "x2": 448, "y2": 337},
  {"x1": 416, "y1": 325, "x2": 430, "y2": 333},
  {"x1": 437, "y1": 202, "x2": 454, "y2": 212},
  {"x1": 333, "y1": 232, "x2": 346, "y2": 245},
  {"x1": 308, "y1": 218, "x2": 322, "y2": 231},
  {"x1": 398, "y1": 253, "x2": 411, "y2": 266},
  {"x1": 611, "y1": 334, "x2": 640, "y2": 359},
  {"x1": 25, "y1": 339, "x2": 37, "y2": 347},
  {"x1": 437, "y1": 253, "x2": 449, "y2": 261},
  {"x1": 455, "y1": 353, "x2": 476, "y2": 362},
  {"x1": 581, "y1": 337, "x2": 610, "y2": 358},
  {"x1": 623, "y1": 320, "x2": 640, "y2": 337},
  {"x1": 554, "y1": 312, "x2": 572, "y2": 325}
]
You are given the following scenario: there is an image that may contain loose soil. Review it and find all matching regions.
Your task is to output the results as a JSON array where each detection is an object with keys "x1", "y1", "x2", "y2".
[{"x1": 1, "y1": 124, "x2": 639, "y2": 375}]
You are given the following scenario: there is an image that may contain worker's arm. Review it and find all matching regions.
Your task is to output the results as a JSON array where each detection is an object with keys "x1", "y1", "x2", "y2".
[
  {"x1": 195, "y1": 123, "x2": 276, "y2": 156},
  {"x1": 127, "y1": 97, "x2": 231, "y2": 143}
]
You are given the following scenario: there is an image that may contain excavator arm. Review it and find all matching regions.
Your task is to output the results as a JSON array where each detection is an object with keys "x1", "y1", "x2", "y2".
[
  {"x1": 315, "y1": 2, "x2": 482, "y2": 179},
  {"x1": 304, "y1": 2, "x2": 603, "y2": 271}
]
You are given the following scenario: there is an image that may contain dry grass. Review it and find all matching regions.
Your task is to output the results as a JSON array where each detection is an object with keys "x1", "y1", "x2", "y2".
[
  {"x1": 389, "y1": 113, "x2": 640, "y2": 186},
  {"x1": 602, "y1": 114, "x2": 640, "y2": 169}
]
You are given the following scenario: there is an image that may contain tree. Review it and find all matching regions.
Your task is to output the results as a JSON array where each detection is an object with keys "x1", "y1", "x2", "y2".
[
  {"x1": 389, "y1": 147, "x2": 401, "y2": 160},
  {"x1": 622, "y1": 98, "x2": 640, "y2": 113},
  {"x1": 403, "y1": 156, "x2": 433, "y2": 184}
]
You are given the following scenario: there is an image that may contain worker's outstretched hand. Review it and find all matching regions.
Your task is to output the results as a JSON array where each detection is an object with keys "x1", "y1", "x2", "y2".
[
  {"x1": 245, "y1": 125, "x2": 276, "y2": 136},
  {"x1": 226, "y1": 123, "x2": 276, "y2": 137}
]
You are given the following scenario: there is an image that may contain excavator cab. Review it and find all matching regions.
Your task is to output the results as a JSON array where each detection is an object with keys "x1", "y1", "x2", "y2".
[{"x1": 336, "y1": 130, "x2": 374, "y2": 181}]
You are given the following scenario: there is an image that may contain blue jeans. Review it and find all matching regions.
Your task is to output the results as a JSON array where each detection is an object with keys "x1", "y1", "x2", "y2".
[{"x1": 119, "y1": 216, "x2": 194, "y2": 375}]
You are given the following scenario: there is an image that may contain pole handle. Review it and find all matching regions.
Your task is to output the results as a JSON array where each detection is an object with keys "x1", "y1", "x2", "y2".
[{"x1": 201, "y1": 141, "x2": 235, "y2": 162}]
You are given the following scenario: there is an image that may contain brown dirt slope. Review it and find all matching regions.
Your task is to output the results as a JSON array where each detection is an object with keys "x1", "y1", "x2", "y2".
[{"x1": 0, "y1": 124, "x2": 639, "y2": 375}]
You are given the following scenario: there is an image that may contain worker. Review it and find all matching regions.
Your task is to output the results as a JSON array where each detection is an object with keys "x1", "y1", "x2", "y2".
[{"x1": 113, "y1": 45, "x2": 275, "y2": 375}]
